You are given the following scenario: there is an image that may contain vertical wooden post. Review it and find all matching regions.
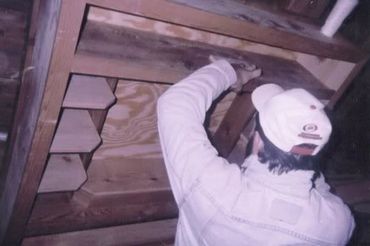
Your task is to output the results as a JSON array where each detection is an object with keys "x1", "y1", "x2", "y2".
[{"x1": 0, "y1": 1, "x2": 86, "y2": 245}]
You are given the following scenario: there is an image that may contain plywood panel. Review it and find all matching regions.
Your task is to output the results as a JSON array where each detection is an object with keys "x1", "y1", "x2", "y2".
[
  {"x1": 93, "y1": 80, "x2": 168, "y2": 160},
  {"x1": 93, "y1": 80, "x2": 234, "y2": 160}
]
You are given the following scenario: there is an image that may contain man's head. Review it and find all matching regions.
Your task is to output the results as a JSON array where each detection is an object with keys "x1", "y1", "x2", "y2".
[
  {"x1": 250, "y1": 84, "x2": 332, "y2": 174},
  {"x1": 252, "y1": 84, "x2": 332, "y2": 156}
]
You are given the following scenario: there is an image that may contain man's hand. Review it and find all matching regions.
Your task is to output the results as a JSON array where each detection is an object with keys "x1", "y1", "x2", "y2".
[{"x1": 209, "y1": 55, "x2": 262, "y2": 93}]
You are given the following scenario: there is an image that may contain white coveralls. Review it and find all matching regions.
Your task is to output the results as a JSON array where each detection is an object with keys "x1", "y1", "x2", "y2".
[{"x1": 157, "y1": 60, "x2": 355, "y2": 245}]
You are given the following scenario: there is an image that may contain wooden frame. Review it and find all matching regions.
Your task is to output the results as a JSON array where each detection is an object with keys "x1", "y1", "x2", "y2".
[{"x1": 0, "y1": 0, "x2": 366, "y2": 245}]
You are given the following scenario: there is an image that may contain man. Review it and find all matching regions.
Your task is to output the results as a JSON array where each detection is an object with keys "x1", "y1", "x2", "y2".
[{"x1": 157, "y1": 58, "x2": 354, "y2": 245}]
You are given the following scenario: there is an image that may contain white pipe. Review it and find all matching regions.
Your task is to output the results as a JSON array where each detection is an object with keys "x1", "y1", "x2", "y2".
[
  {"x1": 0, "y1": 131, "x2": 8, "y2": 142},
  {"x1": 321, "y1": 0, "x2": 359, "y2": 37}
]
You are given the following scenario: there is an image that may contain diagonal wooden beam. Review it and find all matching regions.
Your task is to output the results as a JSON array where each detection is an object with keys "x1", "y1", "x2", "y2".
[{"x1": 212, "y1": 90, "x2": 256, "y2": 158}]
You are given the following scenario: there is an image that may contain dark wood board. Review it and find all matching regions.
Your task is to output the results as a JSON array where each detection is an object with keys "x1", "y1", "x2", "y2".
[
  {"x1": 85, "y1": 0, "x2": 364, "y2": 62},
  {"x1": 0, "y1": 7, "x2": 27, "y2": 80},
  {"x1": 0, "y1": 1, "x2": 87, "y2": 245},
  {"x1": 76, "y1": 21, "x2": 332, "y2": 96},
  {"x1": 23, "y1": 219, "x2": 176, "y2": 246},
  {"x1": 213, "y1": 92, "x2": 255, "y2": 157},
  {"x1": 25, "y1": 191, "x2": 177, "y2": 237}
]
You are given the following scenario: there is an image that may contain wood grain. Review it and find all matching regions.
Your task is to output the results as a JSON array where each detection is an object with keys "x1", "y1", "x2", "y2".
[
  {"x1": 62, "y1": 75, "x2": 116, "y2": 109},
  {"x1": 88, "y1": 6, "x2": 296, "y2": 61},
  {"x1": 74, "y1": 157, "x2": 172, "y2": 207},
  {"x1": 80, "y1": 78, "x2": 118, "y2": 169},
  {"x1": 49, "y1": 109, "x2": 101, "y2": 153},
  {"x1": 86, "y1": 6, "x2": 356, "y2": 93},
  {"x1": 93, "y1": 79, "x2": 234, "y2": 161},
  {"x1": 85, "y1": 0, "x2": 364, "y2": 62},
  {"x1": 213, "y1": 91, "x2": 256, "y2": 158},
  {"x1": 0, "y1": 7, "x2": 27, "y2": 79},
  {"x1": 25, "y1": 192, "x2": 177, "y2": 236},
  {"x1": 0, "y1": 1, "x2": 86, "y2": 244},
  {"x1": 75, "y1": 20, "x2": 331, "y2": 94},
  {"x1": 93, "y1": 80, "x2": 169, "y2": 160},
  {"x1": 38, "y1": 154, "x2": 87, "y2": 193},
  {"x1": 23, "y1": 219, "x2": 176, "y2": 246}
]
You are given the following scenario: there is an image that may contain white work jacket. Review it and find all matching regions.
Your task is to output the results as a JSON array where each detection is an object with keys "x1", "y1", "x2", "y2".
[{"x1": 157, "y1": 60, "x2": 355, "y2": 245}]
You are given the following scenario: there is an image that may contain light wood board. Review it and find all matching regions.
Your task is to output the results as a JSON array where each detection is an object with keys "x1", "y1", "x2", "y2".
[
  {"x1": 50, "y1": 109, "x2": 101, "y2": 153},
  {"x1": 63, "y1": 75, "x2": 115, "y2": 109},
  {"x1": 38, "y1": 154, "x2": 87, "y2": 193}
]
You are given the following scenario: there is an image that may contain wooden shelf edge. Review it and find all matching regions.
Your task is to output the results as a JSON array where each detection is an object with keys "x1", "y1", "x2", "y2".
[
  {"x1": 38, "y1": 154, "x2": 87, "y2": 193},
  {"x1": 62, "y1": 74, "x2": 116, "y2": 110},
  {"x1": 50, "y1": 109, "x2": 101, "y2": 153}
]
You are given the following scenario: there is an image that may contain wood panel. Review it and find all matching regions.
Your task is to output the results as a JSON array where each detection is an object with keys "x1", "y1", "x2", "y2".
[
  {"x1": 87, "y1": 6, "x2": 356, "y2": 95},
  {"x1": 93, "y1": 80, "x2": 169, "y2": 160},
  {"x1": 49, "y1": 109, "x2": 101, "y2": 153},
  {"x1": 74, "y1": 158, "x2": 172, "y2": 207},
  {"x1": 93, "y1": 80, "x2": 234, "y2": 161},
  {"x1": 75, "y1": 20, "x2": 331, "y2": 94},
  {"x1": 23, "y1": 219, "x2": 177, "y2": 246},
  {"x1": 80, "y1": 78, "x2": 118, "y2": 169},
  {"x1": 88, "y1": 6, "x2": 296, "y2": 61},
  {"x1": 0, "y1": 78, "x2": 18, "y2": 130},
  {"x1": 0, "y1": 1, "x2": 86, "y2": 245},
  {"x1": 280, "y1": 0, "x2": 331, "y2": 19},
  {"x1": 62, "y1": 75, "x2": 116, "y2": 109},
  {"x1": 0, "y1": 7, "x2": 27, "y2": 79},
  {"x1": 38, "y1": 154, "x2": 87, "y2": 193},
  {"x1": 85, "y1": 0, "x2": 364, "y2": 62},
  {"x1": 25, "y1": 192, "x2": 177, "y2": 236}
]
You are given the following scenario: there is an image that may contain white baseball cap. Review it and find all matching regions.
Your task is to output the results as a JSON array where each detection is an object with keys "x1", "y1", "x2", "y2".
[{"x1": 251, "y1": 84, "x2": 332, "y2": 156}]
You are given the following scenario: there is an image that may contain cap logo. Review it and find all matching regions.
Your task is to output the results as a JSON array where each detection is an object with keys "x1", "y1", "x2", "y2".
[{"x1": 303, "y1": 124, "x2": 318, "y2": 133}]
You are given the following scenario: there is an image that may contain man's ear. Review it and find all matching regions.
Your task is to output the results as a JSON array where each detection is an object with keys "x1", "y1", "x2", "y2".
[{"x1": 252, "y1": 131, "x2": 264, "y2": 154}]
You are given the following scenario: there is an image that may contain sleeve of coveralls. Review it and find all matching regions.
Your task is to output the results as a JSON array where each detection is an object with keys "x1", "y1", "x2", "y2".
[{"x1": 157, "y1": 60, "x2": 237, "y2": 204}]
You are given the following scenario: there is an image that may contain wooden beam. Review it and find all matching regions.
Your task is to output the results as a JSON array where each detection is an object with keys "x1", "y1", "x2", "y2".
[
  {"x1": 0, "y1": 1, "x2": 87, "y2": 245},
  {"x1": 25, "y1": 191, "x2": 177, "y2": 236},
  {"x1": 328, "y1": 57, "x2": 369, "y2": 109},
  {"x1": 23, "y1": 219, "x2": 177, "y2": 246},
  {"x1": 85, "y1": 0, "x2": 364, "y2": 62},
  {"x1": 212, "y1": 91, "x2": 255, "y2": 158}
]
